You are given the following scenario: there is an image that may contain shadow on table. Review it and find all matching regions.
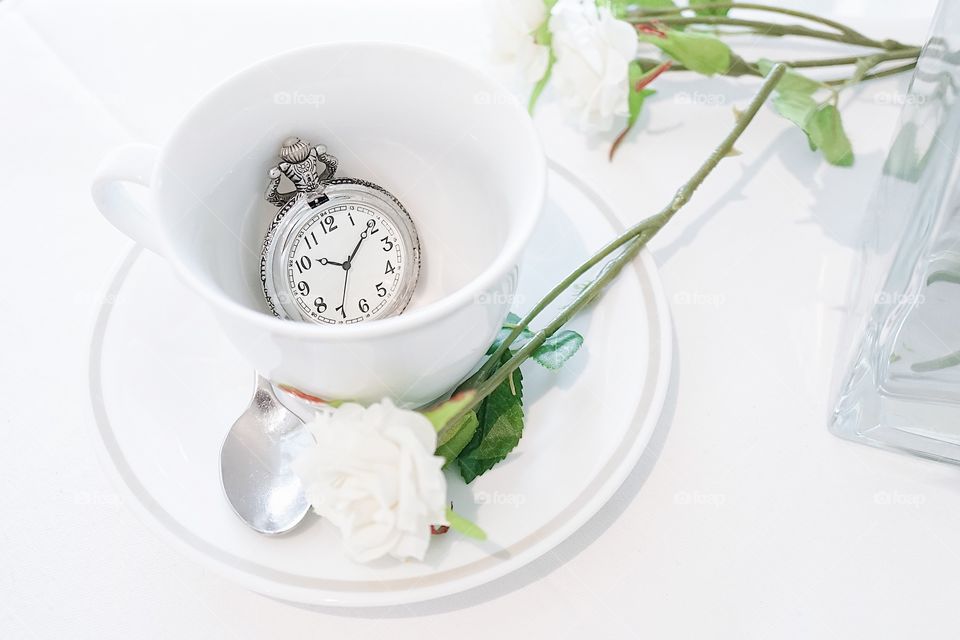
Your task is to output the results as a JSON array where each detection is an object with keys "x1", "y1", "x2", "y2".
[
  {"x1": 656, "y1": 126, "x2": 886, "y2": 264},
  {"x1": 283, "y1": 320, "x2": 680, "y2": 618}
]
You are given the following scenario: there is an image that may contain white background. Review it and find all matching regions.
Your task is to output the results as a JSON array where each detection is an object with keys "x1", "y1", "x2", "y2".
[{"x1": 0, "y1": 0, "x2": 953, "y2": 637}]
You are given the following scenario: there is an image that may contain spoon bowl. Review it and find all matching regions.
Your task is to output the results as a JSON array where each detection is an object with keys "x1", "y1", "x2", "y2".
[{"x1": 219, "y1": 375, "x2": 314, "y2": 535}]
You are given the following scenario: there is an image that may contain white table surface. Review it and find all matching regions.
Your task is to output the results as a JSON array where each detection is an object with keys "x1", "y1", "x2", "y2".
[{"x1": 1, "y1": 0, "x2": 954, "y2": 637}]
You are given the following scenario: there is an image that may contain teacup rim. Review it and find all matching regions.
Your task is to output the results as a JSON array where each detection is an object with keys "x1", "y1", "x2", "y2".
[{"x1": 155, "y1": 41, "x2": 546, "y2": 340}]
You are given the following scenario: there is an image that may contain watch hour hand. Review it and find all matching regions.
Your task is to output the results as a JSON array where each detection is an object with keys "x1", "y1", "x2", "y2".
[
  {"x1": 348, "y1": 237, "x2": 364, "y2": 263},
  {"x1": 319, "y1": 258, "x2": 343, "y2": 267}
]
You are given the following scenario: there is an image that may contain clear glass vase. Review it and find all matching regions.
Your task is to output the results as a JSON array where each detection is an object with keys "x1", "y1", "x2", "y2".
[{"x1": 830, "y1": 0, "x2": 960, "y2": 462}]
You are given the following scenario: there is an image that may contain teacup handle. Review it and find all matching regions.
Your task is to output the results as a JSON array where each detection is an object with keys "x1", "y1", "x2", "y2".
[{"x1": 91, "y1": 143, "x2": 164, "y2": 255}]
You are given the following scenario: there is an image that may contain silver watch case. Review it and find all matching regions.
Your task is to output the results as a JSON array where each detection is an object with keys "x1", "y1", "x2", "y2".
[{"x1": 260, "y1": 178, "x2": 421, "y2": 323}]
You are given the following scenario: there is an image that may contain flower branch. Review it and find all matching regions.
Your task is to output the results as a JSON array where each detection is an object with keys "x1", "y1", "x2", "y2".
[
  {"x1": 824, "y1": 60, "x2": 919, "y2": 86},
  {"x1": 627, "y1": 1, "x2": 878, "y2": 41},
  {"x1": 299, "y1": 1, "x2": 924, "y2": 563},
  {"x1": 496, "y1": 0, "x2": 920, "y2": 164},
  {"x1": 634, "y1": 46, "x2": 922, "y2": 77},
  {"x1": 630, "y1": 14, "x2": 905, "y2": 50},
  {"x1": 442, "y1": 63, "x2": 788, "y2": 440}
]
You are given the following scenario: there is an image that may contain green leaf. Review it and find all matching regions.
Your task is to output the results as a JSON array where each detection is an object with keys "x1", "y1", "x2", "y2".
[
  {"x1": 627, "y1": 62, "x2": 658, "y2": 130},
  {"x1": 638, "y1": 30, "x2": 731, "y2": 76},
  {"x1": 487, "y1": 314, "x2": 584, "y2": 370},
  {"x1": 610, "y1": 87, "x2": 655, "y2": 159},
  {"x1": 435, "y1": 411, "x2": 479, "y2": 467},
  {"x1": 610, "y1": 61, "x2": 658, "y2": 159},
  {"x1": 422, "y1": 390, "x2": 476, "y2": 432},
  {"x1": 771, "y1": 92, "x2": 817, "y2": 129},
  {"x1": 757, "y1": 59, "x2": 823, "y2": 95},
  {"x1": 690, "y1": 0, "x2": 729, "y2": 16},
  {"x1": 457, "y1": 364, "x2": 524, "y2": 484},
  {"x1": 487, "y1": 312, "x2": 533, "y2": 355},
  {"x1": 771, "y1": 94, "x2": 854, "y2": 166},
  {"x1": 445, "y1": 506, "x2": 487, "y2": 540},
  {"x1": 761, "y1": 59, "x2": 852, "y2": 167},
  {"x1": 424, "y1": 391, "x2": 480, "y2": 466},
  {"x1": 805, "y1": 103, "x2": 854, "y2": 166},
  {"x1": 532, "y1": 330, "x2": 584, "y2": 369}
]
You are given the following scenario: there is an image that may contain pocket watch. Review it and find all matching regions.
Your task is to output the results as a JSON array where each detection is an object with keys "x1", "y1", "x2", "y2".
[{"x1": 260, "y1": 137, "x2": 421, "y2": 325}]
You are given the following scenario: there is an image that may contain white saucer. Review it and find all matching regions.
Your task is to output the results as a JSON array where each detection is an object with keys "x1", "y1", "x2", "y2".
[{"x1": 86, "y1": 161, "x2": 673, "y2": 607}]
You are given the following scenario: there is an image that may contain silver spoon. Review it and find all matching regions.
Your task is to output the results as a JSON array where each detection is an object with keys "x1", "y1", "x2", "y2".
[{"x1": 219, "y1": 374, "x2": 315, "y2": 535}]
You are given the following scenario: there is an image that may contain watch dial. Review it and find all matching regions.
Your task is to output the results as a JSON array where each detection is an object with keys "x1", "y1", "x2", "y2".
[{"x1": 286, "y1": 203, "x2": 406, "y2": 324}]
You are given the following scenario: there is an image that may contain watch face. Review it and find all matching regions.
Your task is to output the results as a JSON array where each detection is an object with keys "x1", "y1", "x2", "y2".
[
  {"x1": 287, "y1": 203, "x2": 406, "y2": 324},
  {"x1": 262, "y1": 179, "x2": 420, "y2": 325}
]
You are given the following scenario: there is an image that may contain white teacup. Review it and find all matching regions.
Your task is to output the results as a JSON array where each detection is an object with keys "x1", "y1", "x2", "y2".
[{"x1": 92, "y1": 42, "x2": 545, "y2": 407}]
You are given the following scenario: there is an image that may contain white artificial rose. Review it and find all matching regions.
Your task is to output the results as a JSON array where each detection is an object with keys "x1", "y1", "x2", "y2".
[
  {"x1": 549, "y1": 0, "x2": 638, "y2": 131},
  {"x1": 492, "y1": 0, "x2": 551, "y2": 83},
  {"x1": 293, "y1": 399, "x2": 448, "y2": 563}
]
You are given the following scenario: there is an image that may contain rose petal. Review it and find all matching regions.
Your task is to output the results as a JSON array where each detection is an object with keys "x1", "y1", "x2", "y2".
[{"x1": 294, "y1": 398, "x2": 447, "y2": 562}]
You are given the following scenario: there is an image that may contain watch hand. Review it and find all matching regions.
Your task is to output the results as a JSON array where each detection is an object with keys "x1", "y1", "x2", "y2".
[
  {"x1": 318, "y1": 258, "x2": 343, "y2": 267},
  {"x1": 348, "y1": 235, "x2": 365, "y2": 263},
  {"x1": 348, "y1": 221, "x2": 376, "y2": 263},
  {"x1": 337, "y1": 268, "x2": 350, "y2": 319}
]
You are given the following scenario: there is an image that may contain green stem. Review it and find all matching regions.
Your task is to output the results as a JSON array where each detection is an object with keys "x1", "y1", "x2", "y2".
[
  {"x1": 788, "y1": 48, "x2": 921, "y2": 68},
  {"x1": 441, "y1": 64, "x2": 788, "y2": 438},
  {"x1": 635, "y1": 47, "x2": 920, "y2": 77},
  {"x1": 459, "y1": 216, "x2": 660, "y2": 388},
  {"x1": 632, "y1": 15, "x2": 903, "y2": 50},
  {"x1": 825, "y1": 60, "x2": 919, "y2": 86},
  {"x1": 528, "y1": 49, "x2": 555, "y2": 114},
  {"x1": 628, "y1": 2, "x2": 874, "y2": 40},
  {"x1": 634, "y1": 51, "x2": 764, "y2": 77}
]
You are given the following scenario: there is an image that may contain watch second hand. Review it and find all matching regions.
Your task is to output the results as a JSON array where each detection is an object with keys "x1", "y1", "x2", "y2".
[{"x1": 338, "y1": 266, "x2": 350, "y2": 319}]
